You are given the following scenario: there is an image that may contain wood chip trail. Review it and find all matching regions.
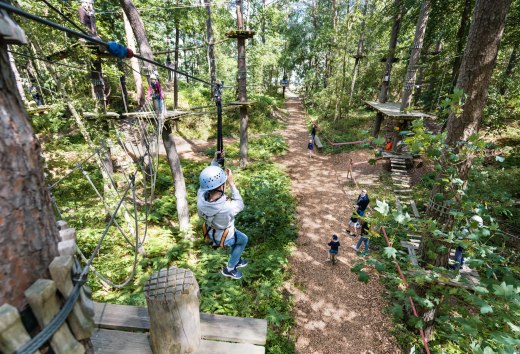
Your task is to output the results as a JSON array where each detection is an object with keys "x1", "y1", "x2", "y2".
[{"x1": 276, "y1": 95, "x2": 400, "y2": 354}]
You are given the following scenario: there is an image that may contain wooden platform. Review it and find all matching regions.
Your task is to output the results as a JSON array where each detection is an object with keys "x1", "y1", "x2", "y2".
[
  {"x1": 314, "y1": 135, "x2": 323, "y2": 149},
  {"x1": 92, "y1": 302, "x2": 267, "y2": 353},
  {"x1": 228, "y1": 100, "x2": 255, "y2": 106},
  {"x1": 365, "y1": 101, "x2": 435, "y2": 120}
]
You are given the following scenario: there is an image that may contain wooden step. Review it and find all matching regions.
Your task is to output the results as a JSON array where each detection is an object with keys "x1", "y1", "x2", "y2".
[
  {"x1": 94, "y1": 302, "x2": 267, "y2": 346},
  {"x1": 91, "y1": 329, "x2": 266, "y2": 354},
  {"x1": 410, "y1": 201, "x2": 420, "y2": 218}
]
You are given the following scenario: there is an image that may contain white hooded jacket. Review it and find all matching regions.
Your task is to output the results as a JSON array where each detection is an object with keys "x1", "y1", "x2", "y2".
[{"x1": 197, "y1": 180, "x2": 244, "y2": 242}]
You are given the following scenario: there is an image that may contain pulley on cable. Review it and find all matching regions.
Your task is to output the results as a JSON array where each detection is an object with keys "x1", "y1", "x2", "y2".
[{"x1": 213, "y1": 79, "x2": 225, "y2": 167}]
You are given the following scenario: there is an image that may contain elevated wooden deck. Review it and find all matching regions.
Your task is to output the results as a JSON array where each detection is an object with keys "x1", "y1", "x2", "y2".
[
  {"x1": 365, "y1": 101, "x2": 435, "y2": 120},
  {"x1": 92, "y1": 302, "x2": 267, "y2": 353}
]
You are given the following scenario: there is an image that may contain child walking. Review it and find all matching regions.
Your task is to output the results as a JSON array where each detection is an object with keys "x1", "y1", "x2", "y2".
[
  {"x1": 351, "y1": 220, "x2": 370, "y2": 255},
  {"x1": 328, "y1": 234, "x2": 340, "y2": 264},
  {"x1": 307, "y1": 138, "x2": 314, "y2": 158}
]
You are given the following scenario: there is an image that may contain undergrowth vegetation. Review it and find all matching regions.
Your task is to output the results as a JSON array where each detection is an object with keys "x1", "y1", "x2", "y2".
[{"x1": 44, "y1": 92, "x2": 297, "y2": 353}]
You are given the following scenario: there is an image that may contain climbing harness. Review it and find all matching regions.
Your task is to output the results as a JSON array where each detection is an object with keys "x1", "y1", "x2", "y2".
[{"x1": 202, "y1": 223, "x2": 232, "y2": 249}]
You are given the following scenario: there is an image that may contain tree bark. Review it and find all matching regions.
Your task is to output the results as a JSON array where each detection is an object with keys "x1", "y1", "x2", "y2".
[
  {"x1": 119, "y1": 0, "x2": 155, "y2": 73},
  {"x1": 174, "y1": 0, "x2": 180, "y2": 109},
  {"x1": 119, "y1": 0, "x2": 190, "y2": 231},
  {"x1": 236, "y1": 0, "x2": 249, "y2": 167},
  {"x1": 499, "y1": 42, "x2": 519, "y2": 95},
  {"x1": 0, "y1": 38, "x2": 60, "y2": 311},
  {"x1": 445, "y1": 0, "x2": 512, "y2": 151},
  {"x1": 348, "y1": 0, "x2": 369, "y2": 108},
  {"x1": 400, "y1": 1, "x2": 431, "y2": 111},
  {"x1": 8, "y1": 49, "x2": 27, "y2": 104},
  {"x1": 372, "y1": 0, "x2": 401, "y2": 136},
  {"x1": 205, "y1": 0, "x2": 216, "y2": 87},
  {"x1": 123, "y1": 12, "x2": 144, "y2": 106},
  {"x1": 450, "y1": 0, "x2": 474, "y2": 89}
]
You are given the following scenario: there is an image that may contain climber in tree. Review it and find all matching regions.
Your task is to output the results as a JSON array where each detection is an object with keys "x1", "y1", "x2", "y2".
[
  {"x1": 197, "y1": 153, "x2": 248, "y2": 280},
  {"x1": 147, "y1": 74, "x2": 164, "y2": 116}
]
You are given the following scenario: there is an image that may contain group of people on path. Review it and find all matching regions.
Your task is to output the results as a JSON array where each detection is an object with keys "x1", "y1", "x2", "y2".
[{"x1": 327, "y1": 189, "x2": 371, "y2": 263}]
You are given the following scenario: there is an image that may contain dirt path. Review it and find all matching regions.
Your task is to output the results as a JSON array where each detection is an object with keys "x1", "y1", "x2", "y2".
[{"x1": 276, "y1": 95, "x2": 400, "y2": 353}]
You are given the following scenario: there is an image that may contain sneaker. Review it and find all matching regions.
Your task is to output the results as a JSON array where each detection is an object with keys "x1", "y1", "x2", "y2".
[
  {"x1": 351, "y1": 245, "x2": 359, "y2": 251},
  {"x1": 235, "y1": 258, "x2": 248, "y2": 268},
  {"x1": 221, "y1": 267, "x2": 243, "y2": 280}
]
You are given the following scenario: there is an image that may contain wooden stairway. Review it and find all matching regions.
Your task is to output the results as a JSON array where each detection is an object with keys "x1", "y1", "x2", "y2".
[{"x1": 92, "y1": 302, "x2": 268, "y2": 354}]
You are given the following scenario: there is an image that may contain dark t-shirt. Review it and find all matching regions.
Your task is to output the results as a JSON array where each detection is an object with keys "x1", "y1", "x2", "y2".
[
  {"x1": 328, "y1": 240, "x2": 340, "y2": 251},
  {"x1": 308, "y1": 142, "x2": 314, "y2": 150},
  {"x1": 361, "y1": 222, "x2": 370, "y2": 236}
]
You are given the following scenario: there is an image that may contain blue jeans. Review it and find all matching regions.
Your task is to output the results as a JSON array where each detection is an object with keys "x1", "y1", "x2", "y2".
[
  {"x1": 453, "y1": 246, "x2": 464, "y2": 270},
  {"x1": 153, "y1": 98, "x2": 163, "y2": 115},
  {"x1": 224, "y1": 229, "x2": 248, "y2": 268},
  {"x1": 356, "y1": 236, "x2": 369, "y2": 253}
]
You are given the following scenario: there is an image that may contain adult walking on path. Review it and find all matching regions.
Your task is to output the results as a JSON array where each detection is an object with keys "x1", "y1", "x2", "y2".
[{"x1": 275, "y1": 92, "x2": 399, "y2": 353}]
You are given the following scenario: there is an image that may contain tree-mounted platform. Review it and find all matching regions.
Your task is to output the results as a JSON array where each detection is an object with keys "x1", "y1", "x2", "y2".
[
  {"x1": 365, "y1": 101, "x2": 435, "y2": 120},
  {"x1": 84, "y1": 111, "x2": 121, "y2": 120},
  {"x1": 225, "y1": 30, "x2": 256, "y2": 39},
  {"x1": 228, "y1": 100, "x2": 255, "y2": 106},
  {"x1": 122, "y1": 110, "x2": 189, "y2": 119},
  {"x1": 26, "y1": 105, "x2": 54, "y2": 115},
  {"x1": 379, "y1": 57, "x2": 400, "y2": 63}
]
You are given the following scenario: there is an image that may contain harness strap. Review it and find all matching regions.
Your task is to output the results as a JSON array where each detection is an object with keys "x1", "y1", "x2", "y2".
[{"x1": 202, "y1": 223, "x2": 230, "y2": 249}]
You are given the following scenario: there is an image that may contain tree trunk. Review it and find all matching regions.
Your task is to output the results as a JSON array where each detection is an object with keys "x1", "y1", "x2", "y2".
[
  {"x1": 348, "y1": 0, "x2": 369, "y2": 108},
  {"x1": 8, "y1": 49, "x2": 27, "y2": 104},
  {"x1": 261, "y1": 0, "x2": 266, "y2": 44},
  {"x1": 445, "y1": 0, "x2": 512, "y2": 152},
  {"x1": 119, "y1": 0, "x2": 190, "y2": 232},
  {"x1": 205, "y1": 0, "x2": 216, "y2": 86},
  {"x1": 123, "y1": 12, "x2": 144, "y2": 106},
  {"x1": 236, "y1": 0, "x2": 249, "y2": 167},
  {"x1": 499, "y1": 42, "x2": 519, "y2": 95},
  {"x1": 335, "y1": 2, "x2": 352, "y2": 121},
  {"x1": 174, "y1": 0, "x2": 179, "y2": 109},
  {"x1": 119, "y1": 0, "x2": 155, "y2": 73},
  {"x1": 162, "y1": 124, "x2": 190, "y2": 232},
  {"x1": 400, "y1": 1, "x2": 431, "y2": 111},
  {"x1": 451, "y1": 0, "x2": 474, "y2": 89},
  {"x1": 0, "y1": 38, "x2": 60, "y2": 311},
  {"x1": 372, "y1": 0, "x2": 401, "y2": 136}
]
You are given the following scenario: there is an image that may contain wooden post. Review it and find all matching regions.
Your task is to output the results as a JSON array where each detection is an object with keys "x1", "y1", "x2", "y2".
[
  {"x1": 49, "y1": 256, "x2": 94, "y2": 340},
  {"x1": 25, "y1": 279, "x2": 84, "y2": 354},
  {"x1": 0, "y1": 304, "x2": 40, "y2": 354},
  {"x1": 144, "y1": 266, "x2": 201, "y2": 354}
]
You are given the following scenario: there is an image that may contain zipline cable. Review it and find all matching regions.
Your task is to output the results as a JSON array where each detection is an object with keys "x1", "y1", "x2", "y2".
[{"x1": 40, "y1": 0, "x2": 90, "y2": 36}]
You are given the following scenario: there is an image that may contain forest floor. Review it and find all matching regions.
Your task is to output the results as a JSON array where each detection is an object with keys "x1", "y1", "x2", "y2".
[{"x1": 275, "y1": 93, "x2": 400, "y2": 354}]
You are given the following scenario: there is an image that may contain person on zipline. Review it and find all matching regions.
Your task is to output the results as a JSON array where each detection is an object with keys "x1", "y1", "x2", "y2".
[
  {"x1": 197, "y1": 154, "x2": 248, "y2": 280},
  {"x1": 147, "y1": 74, "x2": 164, "y2": 117}
]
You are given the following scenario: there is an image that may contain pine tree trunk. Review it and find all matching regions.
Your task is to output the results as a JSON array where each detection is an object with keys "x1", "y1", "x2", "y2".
[
  {"x1": 400, "y1": 1, "x2": 431, "y2": 111},
  {"x1": 8, "y1": 49, "x2": 27, "y2": 104},
  {"x1": 174, "y1": 0, "x2": 179, "y2": 109},
  {"x1": 123, "y1": 12, "x2": 144, "y2": 106},
  {"x1": 119, "y1": 0, "x2": 190, "y2": 231},
  {"x1": 205, "y1": 0, "x2": 216, "y2": 86},
  {"x1": 348, "y1": 0, "x2": 369, "y2": 108},
  {"x1": 499, "y1": 43, "x2": 519, "y2": 95},
  {"x1": 0, "y1": 38, "x2": 60, "y2": 311},
  {"x1": 372, "y1": 0, "x2": 401, "y2": 136},
  {"x1": 450, "y1": 0, "x2": 473, "y2": 89},
  {"x1": 236, "y1": 0, "x2": 249, "y2": 167},
  {"x1": 162, "y1": 124, "x2": 190, "y2": 232}
]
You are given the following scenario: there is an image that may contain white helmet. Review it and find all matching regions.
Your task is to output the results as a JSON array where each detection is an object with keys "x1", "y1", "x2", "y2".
[
  {"x1": 470, "y1": 215, "x2": 484, "y2": 228},
  {"x1": 150, "y1": 74, "x2": 157, "y2": 80},
  {"x1": 199, "y1": 165, "x2": 227, "y2": 191}
]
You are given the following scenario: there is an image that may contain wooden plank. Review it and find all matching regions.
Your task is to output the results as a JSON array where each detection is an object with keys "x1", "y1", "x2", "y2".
[
  {"x1": 91, "y1": 329, "x2": 152, "y2": 354},
  {"x1": 396, "y1": 198, "x2": 402, "y2": 214},
  {"x1": 314, "y1": 135, "x2": 323, "y2": 149},
  {"x1": 199, "y1": 339, "x2": 265, "y2": 354},
  {"x1": 200, "y1": 313, "x2": 267, "y2": 346},
  {"x1": 94, "y1": 303, "x2": 149, "y2": 332},
  {"x1": 94, "y1": 303, "x2": 268, "y2": 345},
  {"x1": 91, "y1": 329, "x2": 266, "y2": 354},
  {"x1": 410, "y1": 201, "x2": 420, "y2": 218}
]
